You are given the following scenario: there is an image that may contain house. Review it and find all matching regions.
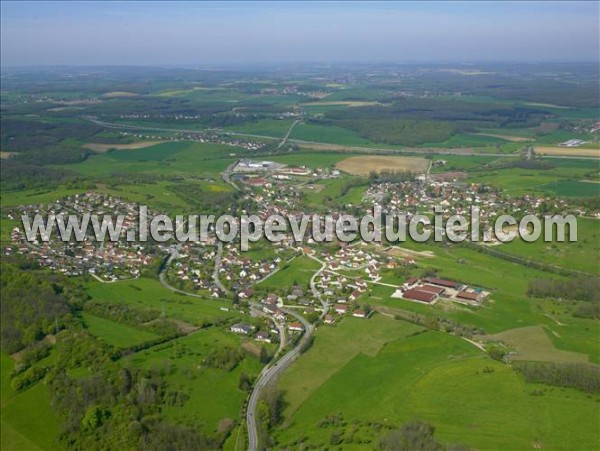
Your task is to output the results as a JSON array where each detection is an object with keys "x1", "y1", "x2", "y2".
[
  {"x1": 255, "y1": 331, "x2": 271, "y2": 343},
  {"x1": 265, "y1": 293, "x2": 279, "y2": 304},
  {"x1": 324, "y1": 314, "x2": 335, "y2": 325},
  {"x1": 263, "y1": 304, "x2": 278, "y2": 315},
  {"x1": 353, "y1": 309, "x2": 367, "y2": 318},
  {"x1": 231, "y1": 323, "x2": 253, "y2": 335},
  {"x1": 288, "y1": 322, "x2": 304, "y2": 332},
  {"x1": 334, "y1": 304, "x2": 348, "y2": 314},
  {"x1": 349, "y1": 290, "x2": 361, "y2": 302},
  {"x1": 402, "y1": 289, "x2": 437, "y2": 304},
  {"x1": 239, "y1": 288, "x2": 254, "y2": 299},
  {"x1": 274, "y1": 309, "x2": 286, "y2": 322}
]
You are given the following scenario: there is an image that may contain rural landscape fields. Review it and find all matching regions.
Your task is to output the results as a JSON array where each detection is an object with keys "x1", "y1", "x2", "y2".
[{"x1": 1, "y1": 61, "x2": 599, "y2": 451}]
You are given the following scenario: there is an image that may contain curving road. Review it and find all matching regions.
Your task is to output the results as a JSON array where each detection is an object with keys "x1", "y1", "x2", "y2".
[
  {"x1": 247, "y1": 251, "x2": 330, "y2": 451},
  {"x1": 246, "y1": 308, "x2": 313, "y2": 451}
]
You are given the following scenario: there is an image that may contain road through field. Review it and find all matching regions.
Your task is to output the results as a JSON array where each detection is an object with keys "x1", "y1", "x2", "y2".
[{"x1": 86, "y1": 117, "x2": 600, "y2": 160}]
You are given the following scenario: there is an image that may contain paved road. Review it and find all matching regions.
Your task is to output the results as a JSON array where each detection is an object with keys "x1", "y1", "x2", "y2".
[
  {"x1": 85, "y1": 117, "x2": 599, "y2": 160},
  {"x1": 211, "y1": 241, "x2": 231, "y2": 296},
  {"x1": 158, "y1": 246, "x2": 208, "y2": 299},
  {"x1": 222, "y1": 161, "x2": 239, "y2": 190},
  {"x1": 277, "y1": 119, "x2": 300, "y2": 149},
  {"x1": 246, "y1": 308, "x2": 313, "y2": 451},
  {"x1": 246, "y1": 251, "x2": 330, "y2": 451}
]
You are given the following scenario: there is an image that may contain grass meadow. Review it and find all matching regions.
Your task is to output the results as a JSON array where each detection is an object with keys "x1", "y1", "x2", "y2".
[
  {"x1": 81, "y1": 312, "x2": 160, "y2": 348},
  {"x1": 275, "y1": 328, "x2": 600, "y2": 449}
]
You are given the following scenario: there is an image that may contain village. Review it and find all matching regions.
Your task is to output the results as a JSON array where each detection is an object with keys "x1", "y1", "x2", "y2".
[
  {"x1": 3, "y1": 156, "x2": 590, "y2": 342},
  {"x1": 4, "y1": 192, "x2": 155, "y2": 280}
]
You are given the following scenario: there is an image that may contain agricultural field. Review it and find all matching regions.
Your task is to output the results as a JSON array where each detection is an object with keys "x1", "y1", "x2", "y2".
[
  {"x1": 126, "y1": 328, "x2": 264, "y2": 437},
  {"x1": 259, "y1": 255, "x2": 321, "y2": 289},
  {"x1": 498, "y1": 217, "x2": 600, "y2": 274},
  {"x1": 275, "y1": 328, "x2": 600, "y2": 449},
  {"x1": 1, "y1": 60, "x2": 598, "y2": 451},
  {"x1": 1, "y1": 354, "x2": 61, "y2": 451},
  {"x1": 335, "y1": 155, "x2": 430, "y2": 175},
  {"x1": 84, "y1": 278, "x2": 236, "y2": 327},
  {"x1": 81, "y1": 312, "x2": 160, "y2": 348},
  {"x1": 535, "y1": 146, "x2": 600, "y2": 157}
]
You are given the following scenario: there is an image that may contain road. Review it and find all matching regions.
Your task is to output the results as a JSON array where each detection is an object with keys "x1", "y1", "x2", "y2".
[
  {"x1": 84, "y1": 117, "x2": 600, "y2": 160},
  {"x1": 211, "y1": 241, "x2": 231, "y2": 296},
  {"x1": 222, "y1": 161, "x2": 239, "y2": 190},
  {"x1": 277, "y1": 119, "x2": 300, "y2": 149},
  {"x1": 246, "y1": 308, "x2": 313, "y2": 451},
  {"x1": 246, "y1": 251, "x2": 330, "y2": 451}
]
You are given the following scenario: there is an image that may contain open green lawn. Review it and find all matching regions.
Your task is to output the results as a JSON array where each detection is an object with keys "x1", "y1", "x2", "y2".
[
  {"x1": 491, "y1": 325, "x2": 589, "y2": 363},
  {"x1": 367, "y1": 242, "x2": 600, "y2": 362},
  {"x1": 81, "y1": 312, "x2": 160, "y2": 348},
  {"x1": 278, "y1": 315, "x2": 424, "y2": 421},
  {"x1": 126, "y1": 328, "x2": 263, "y2": 437},
  {"x1": 540, "y1": 180, "x2": 600, "y2": 198},
  {"x1": 465, "y1": 166, "x2": 595, "y2": 196},
  {"x1": 225, "y1": 118, "x2": 294, "y2": 138},
  {"x1": 423, "y1": 133, "x2": 506, "y2": 148},
  {"x1": 275, "y1": 330, "x2": 600, "y2": 450},
  {"x1": 259, "y1": 255, "x2": 320, "y2": 290},
  {"x1": 84, "y1": 277, "x2": 237, "y2": 327},
  {"x1": 498, "y1": 217, "x2": 600, "y2": 274},
  {"x1": 290, "y1": 123, "x2": 373, "y2": 146},
  {"x1": 1, "y1": 353, "x2": 61, "y2": 451},
  {"x1": 106, "y1": 141, "x2": 191, "y2": 162}
]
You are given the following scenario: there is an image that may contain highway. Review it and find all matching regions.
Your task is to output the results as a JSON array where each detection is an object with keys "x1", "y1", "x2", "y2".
[{"x1": 84, "y1": 117, "x2": 600, "y2": 160}]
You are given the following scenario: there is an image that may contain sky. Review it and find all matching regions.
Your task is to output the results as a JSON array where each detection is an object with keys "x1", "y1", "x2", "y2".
[{"x1": 1, "y1": 1, "x2": 598, "y2": 67}]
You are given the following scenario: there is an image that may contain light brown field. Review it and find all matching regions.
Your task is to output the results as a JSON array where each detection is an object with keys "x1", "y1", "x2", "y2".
[
  {"x1": 0, "y1": 151, "x2": 18, "y2": 159},
  {"x1": 473, "y1": 133, "x2": 534, "y2": 142},
  {"x1": 102, "y1": 91, "x2": 139, "y2": 98},
  {"x1": 490, "y1": 325, "x2": 588, "y2": 364},
  {"x1": 336, "y1": 156, "x2": 430, "y2": 175},
  {"x1": 301, "y1": 101, "x2": 381, "y2": 107},
  {"x1": 535, "y1": 145, "x2": 600, "y2": 157},
  {"x1": 524, "y1": 102, "x2": 571, "y2": 109},
  {"x1": 83, "y1": 141, "x2": 162, "y2": 153}
]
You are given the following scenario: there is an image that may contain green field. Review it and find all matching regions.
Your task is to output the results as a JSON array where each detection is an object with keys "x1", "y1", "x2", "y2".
[
  {"x1": 126, "y1": 328, "x2": 264, "y2": 436},
  {"x1": 259, "y1": 255, "x2": 321, "y2": 289},
  {"x1": 497, "y1": 216, "x2": 599, "y2": 274},
  {"x1": 366, "y1": 242, "x2": 600, "y2": 362},
  {"x1": 1, "y1": 354, "x2": 61, "y2": 451},
  {"x1": 81, "y1": 312, "x2": 160, "y2": 348},
  {"x1": 225, "y1": 118, "x2": 294, "y2": 138},
  {"x1": 85, "y1": 278, "x2": 236, "y2": 327},
  {"x1": 290, "y1": 122, "x2": 374, "y2": 146},
  {"x1": 275, "y1": 329, "x2": 600, "y2": 450},
  {"x1": 540, "y1": 180, "x2": 600, "y2": 198}
]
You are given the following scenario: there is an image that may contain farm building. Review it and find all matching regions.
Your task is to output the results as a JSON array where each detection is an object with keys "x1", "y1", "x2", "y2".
[
  {"x1": 423, "y1": 277, "x2": 461, "y2": 290},
  {"x1": 457, "y1": 290, "x2": 481, "y2": 302},
  {"x1": 402, "y1": 289, "x2": 438, "y2": 304},
  {"x1": 403, "y1": 277, "x2": 419, "y2": 289},
  {"x1": 419, "y1": 284, "x2": 445, "y2": 295}
]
